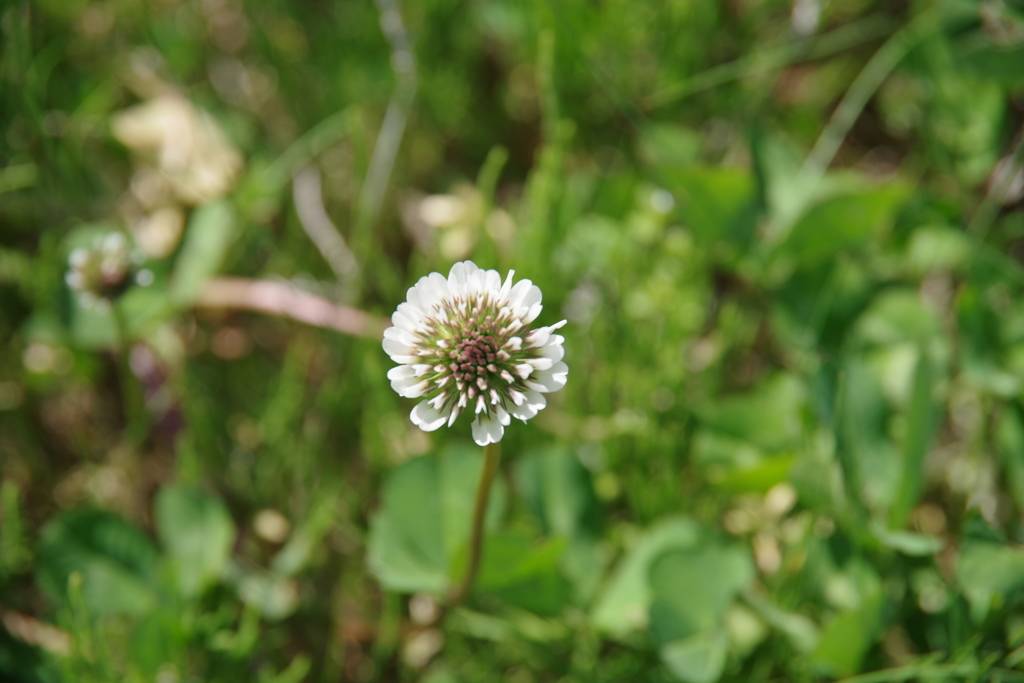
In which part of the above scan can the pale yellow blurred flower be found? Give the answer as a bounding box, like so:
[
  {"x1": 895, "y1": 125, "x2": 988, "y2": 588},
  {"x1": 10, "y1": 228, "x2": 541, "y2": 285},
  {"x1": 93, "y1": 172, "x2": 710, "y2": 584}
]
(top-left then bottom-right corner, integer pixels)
[{"x1": 111, "y1": 94, "x2": 243, "y2": 205}]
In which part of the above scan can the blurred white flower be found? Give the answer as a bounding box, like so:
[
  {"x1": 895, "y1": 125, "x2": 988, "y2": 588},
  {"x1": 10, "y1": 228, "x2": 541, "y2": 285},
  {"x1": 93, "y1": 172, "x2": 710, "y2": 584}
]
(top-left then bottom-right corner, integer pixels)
[
  {"x1": 65, "y1": 232, "x2": 150, "y2": 309},
  {"x1": 111, "y1": 94, "x2": 243, "y2": 205},
  {"x1": 383, "y1": 261, "x2": 568, "y2": 446}
]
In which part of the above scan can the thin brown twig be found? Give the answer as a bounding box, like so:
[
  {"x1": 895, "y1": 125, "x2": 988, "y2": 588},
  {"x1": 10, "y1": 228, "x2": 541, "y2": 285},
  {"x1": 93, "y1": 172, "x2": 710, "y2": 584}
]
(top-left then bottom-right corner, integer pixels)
[{"x1": 193, "y1": 277, "x2": 388, "y2": 339}]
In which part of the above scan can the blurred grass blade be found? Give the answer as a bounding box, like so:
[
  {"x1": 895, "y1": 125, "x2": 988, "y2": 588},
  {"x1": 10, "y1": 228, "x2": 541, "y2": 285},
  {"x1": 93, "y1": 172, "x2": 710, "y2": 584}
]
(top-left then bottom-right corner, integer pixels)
[{"x1": 890, "y1": 349, "x2": 938, "y2": 528}]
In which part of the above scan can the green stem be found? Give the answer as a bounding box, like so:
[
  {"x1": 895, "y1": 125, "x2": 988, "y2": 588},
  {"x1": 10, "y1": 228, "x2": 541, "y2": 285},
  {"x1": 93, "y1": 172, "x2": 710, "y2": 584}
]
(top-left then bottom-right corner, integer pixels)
[
  {"x1": 452, "y1": 441, "x2": 501, "y2": 605},
  {"x1": 781, "y1": 9, "x2": 936, "y2": 229},
  {"x1": 111, "y1": 301, "x2": 147, "y2": 445}
]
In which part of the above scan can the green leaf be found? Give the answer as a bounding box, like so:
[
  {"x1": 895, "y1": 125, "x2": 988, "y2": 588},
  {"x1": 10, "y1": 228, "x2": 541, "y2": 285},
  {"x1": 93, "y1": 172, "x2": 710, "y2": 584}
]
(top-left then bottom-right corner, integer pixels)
[
  {"x1": 811, "y1": 592, "x2": 885, "y2": 677},
  {"x1": 890, "y1": 350, "x2": 939, "y2": 527},
  {"x1": 516, "y1": 448, "x2": 601, "y2": 540},
  {"x1": 515, "y1": 448, "x2": 605, "y2": 601},
  {"x1": 168, "y1": 200, "x2": 236, "y2": 306},
  {"x1": 997, "y1": 407, "x2": 1024, "y2": 512},
  {"x1": 36, "y1": 509, "x2": 160, "y2": 616},
  {"x1": 811, "y1": 559, "x2": 884, "y2": 676},
  {"x1": 659, "y1": 629, "x2": 728, "y2": 683},
  {"x1": 154, "y1": 484, "x2": 236, "y2": 597},
  {"x1": 871, "y1": 525, "x2": 944, "y2": 556},
  {"x1": 639, "y1": 124, "x2": 703, "y2": 170},
  {"x1": 664, "y1": 167, "x2": 759, "y2": 258},
  {"x1": 781, "y1": 186, "x2": 906, "y2": 266},
  {"x1": 366, "y1": 447, "x2": 506, "y2": 595},
  {"x1": 695, "y1": 373, "x2": 806, "y2": 452},
  {"x1": 956, "y1": 536, "x2": 1024, "y2": 623},
  {"x1": 837, "y1": 358, "x2": 900, "y2": 512},
  {"x1": 591, "y1": 516, "x2": 701, "y2": 637},
  {"x1": 476, "y1": 532, "x2": 571, "y2": 616},
  {"x1": 648, "y1": 543, "x2": 755, "y2": 645},
  {"x1": 854, "y1": 289, "x2": 943, "y2": 347}
]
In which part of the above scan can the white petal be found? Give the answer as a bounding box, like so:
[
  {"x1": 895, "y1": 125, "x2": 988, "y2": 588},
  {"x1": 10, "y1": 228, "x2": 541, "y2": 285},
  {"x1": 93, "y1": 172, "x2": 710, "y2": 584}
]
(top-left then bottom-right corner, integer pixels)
[
  {"x1": 510, "y1": 390, "x2": 546, "y2": 421},
  {"x1": 391, "y1": 309, "x2": 419, "y2": 333},
  {"x1": 383, "y1": 336, "x2": 416, "y2": 359},
  {"x1": 467, "y1": 268, "x2": 485, "y2": 296},
  {"x1": 507, "y1": 280, "x2": 534, "y2": 310},
  {"x1": 448, "y1": 261, "x2": 479, "y2": 297},
  {"x1": 399, "y1": 379, "x2": 430, "y2": 398},
  {"x1": 525, "y1": 326, "x2": 552, "y2": 348},
  {"x1": 384, "y1": 325, "x2": 419, "y2": 347},
  {"x1": 483, "y1": 269, "x2": 502, "y2": 295},
  {"x1": 498, "y1": 270, "x2": 515, "y2": 302},
  {"x1": 413, "y1": 364, "x2": 433, "y2": 377},
  {"x1": 410, "y1": 400, "x2": 448, "y2": 431},
  {"x1": 413, "y1": 275, "x2": 442, "y2": 311},
  {"x1": 475, "y1": 394, "x2": 487, "y2": 414},
  {"x1": 511, "y1": 283, "x2": 542, "y2": 318},
  {"x1": 472, "y1": 413, "x2": 504, "y2": 446},
  {"x1": 447, "y1": 404, "x2": 461, "y2": 427},
  {"x1": 523, "y1": 303, "x2": 543, "y2": 324},
  {"x1": 528, "y1": 361, "x2": 568, "y2": 393},
  {"x1": 528, "y1": 321, "x2": 569, "y2": 350},
  {"x1": 496, "y1": 405, "x2": 511, "y2": 426},
  {"x1": 406, "y1": 284, "x2": 435, "y2": 317},
  {"x1": 515, "y1": 363, "x2": 532, "y2": 379},
  {"x1": 541, "y1": 336, "x2": 565, "y2": 361},
  {"x1": 387, "y1": 365, "x2": 416, "y2": 380},
  {"x1": 397, "y1": 301, "x2": 427, "y2": 324},
  {"x1": 527, "y1": 357, "x2": 554, "y2": 371}
]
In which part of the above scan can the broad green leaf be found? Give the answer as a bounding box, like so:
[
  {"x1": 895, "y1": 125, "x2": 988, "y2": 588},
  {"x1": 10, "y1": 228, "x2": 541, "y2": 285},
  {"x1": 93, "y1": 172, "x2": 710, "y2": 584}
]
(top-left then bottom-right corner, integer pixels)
[
  {"x1": 591, "y1": 516, "x2": 701, "y2": 636},
  {"x1": 872, "y1": 525, "x2": 944, "y2": 556},
  {"x1": 366, "y1": 447, "x2": 506, "y2": 595},
  {"x1": 811, "y1": 592, "x2": 885, "y2": 677},
  {"x1": 516, "y1": 448, "x2": 605, "y2": 601},
  {"x1": 648, "y1": 543, "x2": 755, "y2": 645},
  {"x1": 781, "y1": 186, "x2": 906, "y2": 266},
  {"x1": 665, "y1": 167, "x2": 759, "y2": 257},
  {"x1": 956, "y1": 537, "x2": 1024, "y2": 623},
  {"x1": 659, "y1": 629, "x2": 728, "y2": 683},
  {"x1": 154, "y1": 484, "x2": 236, "y2": 597},
  {"x1": 639, "y1": 124, "x2": 702, "y2": 170},
  {"x1": 854, "y1": 289, "x2": 943, "y2": 347},
  {"x1": 744, "y1": 593, "x2": 819, "y2": 653},
  {"x1": 168, "y1": 200, "x2": 236, "y2": 306},
  {"x1": 905, "y1": 225, "x2": 972, "y2": 274},
  {"x1": 36, "y1": 509, "x2": 160, "y2": 616},
  {"x1": 837, "y1": 358, "x2": 900, "y2": 513},
  {"x1": 476, "y1": 532, "x2": 571, "y2": 616},
  {"x1": 516, "y1": 448, "x2": 601, "y2": 540},
  {"x1": 695, "y1": 373, "x2": 806, "y2": 452}
]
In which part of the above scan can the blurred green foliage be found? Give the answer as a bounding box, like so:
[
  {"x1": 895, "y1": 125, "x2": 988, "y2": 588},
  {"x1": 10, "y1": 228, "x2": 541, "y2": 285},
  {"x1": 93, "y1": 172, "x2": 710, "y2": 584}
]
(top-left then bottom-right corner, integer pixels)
[{"x1": 3, "y1": 0, "x2": 1024, "y2": 681}]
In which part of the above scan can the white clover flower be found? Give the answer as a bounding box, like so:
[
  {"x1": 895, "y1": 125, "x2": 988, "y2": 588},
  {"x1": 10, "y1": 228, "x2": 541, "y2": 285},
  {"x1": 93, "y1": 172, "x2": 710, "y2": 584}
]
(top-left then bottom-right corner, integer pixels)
[
  {"x1": 65, "y1": 232, "x2": 150, "y2": 310},
  {"x1": 383, "y1": 261, "x2": 568, "y2": 446}
]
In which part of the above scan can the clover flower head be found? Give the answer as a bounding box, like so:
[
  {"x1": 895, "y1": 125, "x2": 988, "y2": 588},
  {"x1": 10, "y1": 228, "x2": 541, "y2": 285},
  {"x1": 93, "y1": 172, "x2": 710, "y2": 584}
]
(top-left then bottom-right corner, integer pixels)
[
  {"x1": 65, "y1": 232, "x2": 151, "y2": 310},
  {"x1": 383, "y1": 261, "x2": 568, "y2": 446}
]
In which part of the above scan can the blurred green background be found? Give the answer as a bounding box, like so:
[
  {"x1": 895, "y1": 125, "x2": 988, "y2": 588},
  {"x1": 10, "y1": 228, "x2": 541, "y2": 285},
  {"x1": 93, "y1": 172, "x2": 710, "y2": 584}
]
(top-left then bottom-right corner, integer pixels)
[{"x1": 3, "y1": 0, "x2": 1024, "y2": 681}]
